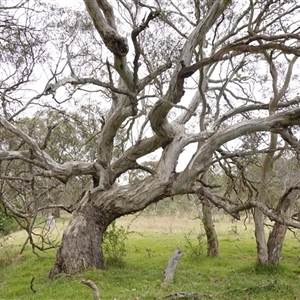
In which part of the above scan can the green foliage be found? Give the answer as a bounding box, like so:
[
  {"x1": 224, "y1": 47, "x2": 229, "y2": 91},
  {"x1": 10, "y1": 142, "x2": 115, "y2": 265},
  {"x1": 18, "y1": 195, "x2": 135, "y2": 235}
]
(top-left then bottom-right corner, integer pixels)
[
  {"x1": 103, "y1": 220, "x2": 136, "y2": 265},
  {"x1": 0, "y1": 205, "x2": 19, "y2": 236},
  {"x1": 183, "y1": 229, "x2": 205, "y2": 258}
]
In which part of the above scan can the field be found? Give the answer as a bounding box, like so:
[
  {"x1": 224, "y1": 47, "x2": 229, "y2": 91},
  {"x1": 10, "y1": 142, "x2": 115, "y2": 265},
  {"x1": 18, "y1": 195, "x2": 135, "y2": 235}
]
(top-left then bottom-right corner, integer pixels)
[{"x1": 1, "y1": 214, "x2": 300, "y2": 299}]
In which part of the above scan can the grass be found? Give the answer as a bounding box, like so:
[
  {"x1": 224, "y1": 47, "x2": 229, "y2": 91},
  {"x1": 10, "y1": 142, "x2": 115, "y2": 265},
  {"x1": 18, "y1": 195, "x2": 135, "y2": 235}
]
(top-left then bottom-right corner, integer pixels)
[{"x1": 0, "y1": 215, "x2": 300, "y2": 299}]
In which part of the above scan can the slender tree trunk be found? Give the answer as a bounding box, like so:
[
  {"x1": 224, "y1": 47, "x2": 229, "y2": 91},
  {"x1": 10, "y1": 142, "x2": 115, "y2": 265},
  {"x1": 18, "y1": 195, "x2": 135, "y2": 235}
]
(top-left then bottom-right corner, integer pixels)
[
  {"x1": 254, "y1": 133, "x2": 277, "y2": 265},
  {"x1": 202, "y1": 198, "x2": 219, "y2": 257},
  {"x1": 254, "y1": 207, "x2": 268, "y2": 265}
]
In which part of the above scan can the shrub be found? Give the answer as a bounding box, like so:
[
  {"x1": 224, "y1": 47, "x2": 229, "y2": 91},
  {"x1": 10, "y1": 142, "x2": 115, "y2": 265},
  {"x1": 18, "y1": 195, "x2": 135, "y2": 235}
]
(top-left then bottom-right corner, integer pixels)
[
  {"x1": 103, "y1": 218, "x2": 138, "y2": 265},
  {"x1": 0, "y1": 205, "x2": 19, "y2": 236},
  {"x1": 183, "y1": 229, "x2": 205, "y2": 258}
]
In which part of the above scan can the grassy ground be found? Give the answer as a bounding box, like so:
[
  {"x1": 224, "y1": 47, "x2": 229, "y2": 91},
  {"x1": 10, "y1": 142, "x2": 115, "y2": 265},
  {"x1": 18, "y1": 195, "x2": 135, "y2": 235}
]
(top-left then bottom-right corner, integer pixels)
[{"x1": 0, "y1": 215, "x2": 300, "y2": 299}]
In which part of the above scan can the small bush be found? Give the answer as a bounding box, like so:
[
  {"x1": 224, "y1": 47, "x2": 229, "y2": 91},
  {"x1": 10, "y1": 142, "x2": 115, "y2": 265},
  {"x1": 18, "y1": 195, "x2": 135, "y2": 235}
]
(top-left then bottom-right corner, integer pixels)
[
  {"x1": 103, "y1": 219, "x2": 137, "y2": 265},
  {"x1": 183, "y1": 229, "x2": 205, "y2": 258},
  {"x1": 0, "y1": 206, "x2": 19, "y2": 236}
]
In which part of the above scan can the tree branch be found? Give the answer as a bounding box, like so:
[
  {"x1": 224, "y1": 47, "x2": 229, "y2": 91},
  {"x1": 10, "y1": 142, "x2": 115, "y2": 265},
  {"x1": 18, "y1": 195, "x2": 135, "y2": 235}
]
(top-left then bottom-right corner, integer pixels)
[
  {"x1": 46, "y1": 76, "x2": 136, "y2": 98},
  {"x1": 213, "y1": 96, "x2": 300, "y2": 129},
  {"x1": 180, "y1": 41, "x2": 300, "y2": 79},
  {"x1": 132, "y1": 10, "x2": 160, "y2": 89},
  {"x1": 175, "y1": 107, "x2": 300, "y2": 189},
  {"x1": 148, "y1": 0, "x2": 231, "y2": 139},
  {"x1": 197, "y1": 187, "x2": 300, "y2": 229},
  {"x1": 138, "y1": 60, "x2": 172, "y2": 92},
  {"x1": 83, "y1": 0, "x2": 128, "y2": 57}
]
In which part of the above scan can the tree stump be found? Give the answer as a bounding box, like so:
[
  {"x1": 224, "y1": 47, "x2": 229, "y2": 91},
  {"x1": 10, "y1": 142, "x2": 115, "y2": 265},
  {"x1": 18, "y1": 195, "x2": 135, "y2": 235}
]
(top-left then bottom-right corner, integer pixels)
[{"x1": 163, "y1": 248, "x2": 183, "y2": 284}]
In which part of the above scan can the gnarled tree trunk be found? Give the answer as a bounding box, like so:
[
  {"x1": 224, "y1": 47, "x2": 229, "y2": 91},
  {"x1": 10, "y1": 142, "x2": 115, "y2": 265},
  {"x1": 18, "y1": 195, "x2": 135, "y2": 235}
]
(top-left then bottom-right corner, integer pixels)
[
  {"x1": 49, "y1": 192, "x2": 113, "y2": 277},
  {"x1": 49, "y1": 177, "x2": 173, "y2": 278}
]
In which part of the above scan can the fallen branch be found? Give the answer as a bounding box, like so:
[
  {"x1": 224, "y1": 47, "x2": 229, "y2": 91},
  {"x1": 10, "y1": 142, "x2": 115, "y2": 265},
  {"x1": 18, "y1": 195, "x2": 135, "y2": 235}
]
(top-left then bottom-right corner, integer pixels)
[
  {"x1": 30, "y1": 276, "x2": 36, "y2": 293},
  {"x1": 81, "y1": 279, "x2": 100, "y2": 300},
  {"x1": 243, "y1": 281, "x2": 276, "y2": 293},
  {"x1": 162, "y1": 292, "x2": 212, "y2": 299},
  {"x1": 163, "y1": 248, "x2": 183, "y2": 284}
]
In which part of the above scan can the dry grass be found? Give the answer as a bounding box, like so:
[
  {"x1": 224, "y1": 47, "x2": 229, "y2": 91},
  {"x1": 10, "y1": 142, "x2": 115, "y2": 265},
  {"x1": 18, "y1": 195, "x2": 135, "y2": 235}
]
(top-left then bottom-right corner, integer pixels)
[
  {"x1": 117, "y1": 214, "x2": 256, "y2": 237},
  {"x1": 117, "y1": 215, "x2": 200, "y2": 234}
]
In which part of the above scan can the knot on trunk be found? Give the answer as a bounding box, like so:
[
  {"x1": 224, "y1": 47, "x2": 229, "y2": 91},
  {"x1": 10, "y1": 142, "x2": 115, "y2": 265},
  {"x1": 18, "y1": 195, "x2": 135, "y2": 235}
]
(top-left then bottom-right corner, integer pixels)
[{"x1": 103, "y1": 33, "x2": 129, "y2": 57}]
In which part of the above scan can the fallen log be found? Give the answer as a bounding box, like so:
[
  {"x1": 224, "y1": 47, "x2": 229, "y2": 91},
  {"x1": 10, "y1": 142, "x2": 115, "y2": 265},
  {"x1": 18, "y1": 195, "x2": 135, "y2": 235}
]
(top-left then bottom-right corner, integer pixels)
[{"x1": 162, "y1": 291, "x2": 212, "y2": 299}]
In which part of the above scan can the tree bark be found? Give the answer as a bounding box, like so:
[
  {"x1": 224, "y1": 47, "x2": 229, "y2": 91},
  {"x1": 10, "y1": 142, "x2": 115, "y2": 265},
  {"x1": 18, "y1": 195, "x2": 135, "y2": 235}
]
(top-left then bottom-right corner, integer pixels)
[
  {"x1": 163, "y1": 248, "x2": 183, "y2": 284},
  {"x1": 267, "y1": 188, "x2": 296, "y2": 265},
  {"x1": 201, "y1": 198, "x2": 219, "y2": 257},
  {"x1": 254, "y1": 208, "x2": 268, "y2": 265},
  {"x1": 267, "y1": 222, "x2": 288, "y2": 265},
  {"x1": 49, "y1": 193, "x2": 110, "y2": 277},
  {"x1": 254, "y1": 134, "x2": 277, "y2": 265}
]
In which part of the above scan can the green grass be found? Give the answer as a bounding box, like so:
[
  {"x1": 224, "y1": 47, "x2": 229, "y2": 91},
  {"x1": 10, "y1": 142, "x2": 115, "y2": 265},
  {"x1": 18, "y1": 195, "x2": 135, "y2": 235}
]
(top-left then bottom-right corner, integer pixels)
[{"x1": 1, "y1": 217, "x2": 300, "y2": 299}]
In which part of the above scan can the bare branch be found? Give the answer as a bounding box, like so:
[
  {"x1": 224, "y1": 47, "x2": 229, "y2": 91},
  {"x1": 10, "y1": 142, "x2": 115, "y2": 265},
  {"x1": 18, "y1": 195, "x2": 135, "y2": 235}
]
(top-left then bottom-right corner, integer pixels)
[
  {"x1": 40, "y1": 123, "x2": 59, "y2": 150},
  {"x1": 132, "y1": 10, "x2": 160, "y2": 88},
  {"x1": 197, "y1": 187, "x2": 300, "y2": 229},
  {"x1": 180, "y1": 41, "x2": 300, "y2": 79},
  {"x1": 270, "y1": 122, "x2": 300, "y2": 148},
  {"x1": 46, "y1": 76, "x2": 136, "y2": 98},
  {"x1": 213, "y1": 96, "x2": 300, "y2": 129},
  {"x1": 138, "y1": 60, "x2": 172, "y2": 92}
]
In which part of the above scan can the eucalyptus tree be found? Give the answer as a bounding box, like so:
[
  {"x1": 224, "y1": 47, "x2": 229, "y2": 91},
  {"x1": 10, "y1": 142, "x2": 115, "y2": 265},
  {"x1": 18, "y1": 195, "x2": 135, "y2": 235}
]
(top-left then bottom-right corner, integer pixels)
[{"x1": 1, "y1": 0, "x2": 300, "y2": 277}]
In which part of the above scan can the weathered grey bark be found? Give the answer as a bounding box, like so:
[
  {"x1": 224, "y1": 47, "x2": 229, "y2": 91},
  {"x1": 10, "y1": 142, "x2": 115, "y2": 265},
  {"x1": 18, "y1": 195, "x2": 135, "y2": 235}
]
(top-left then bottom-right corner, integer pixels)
[
  {"x1": 49, "y1": 195, "x2": 108, "y2": 277},
  {"x1": 267, "y1": 221, "x2": 289, "y2": 266},
  {"x1": 254, "y1": 208, "x2": 268, "y2": 265},
  {"x1": 163, "y1": 248, "x2": 183, "y2": 284},
  {"x1": 253, "y1": 48, "x2": 298, "y2": 265},
  {"x1": 254, "y1": 91, "x2": 278, "y2": 266}
]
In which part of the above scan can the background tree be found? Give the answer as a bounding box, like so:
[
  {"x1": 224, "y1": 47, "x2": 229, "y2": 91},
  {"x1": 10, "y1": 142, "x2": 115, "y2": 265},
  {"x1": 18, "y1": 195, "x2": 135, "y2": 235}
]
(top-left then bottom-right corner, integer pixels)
[{"x1": 1, "y1": 0, "x2": 300, "y2": 278}]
